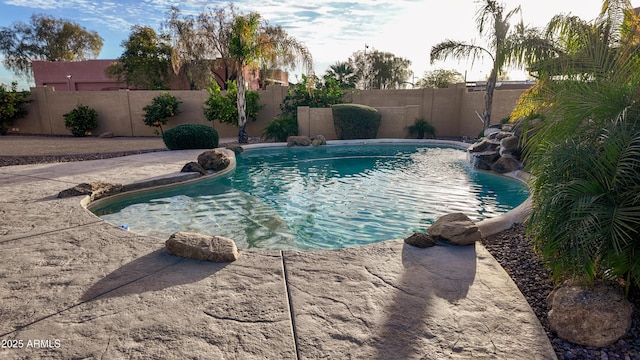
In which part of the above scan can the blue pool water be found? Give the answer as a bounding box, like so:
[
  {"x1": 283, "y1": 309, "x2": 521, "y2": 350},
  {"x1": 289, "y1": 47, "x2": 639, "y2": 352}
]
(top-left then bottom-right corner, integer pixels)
[{"x1": 92, "y1": 144, "x2": 529, "y2": 250}]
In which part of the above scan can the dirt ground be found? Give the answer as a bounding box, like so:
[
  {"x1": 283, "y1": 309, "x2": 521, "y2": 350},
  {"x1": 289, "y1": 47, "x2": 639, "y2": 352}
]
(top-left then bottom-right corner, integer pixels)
[{"x1": 0, "y1": 135, "x2": 167, "y2": 156}]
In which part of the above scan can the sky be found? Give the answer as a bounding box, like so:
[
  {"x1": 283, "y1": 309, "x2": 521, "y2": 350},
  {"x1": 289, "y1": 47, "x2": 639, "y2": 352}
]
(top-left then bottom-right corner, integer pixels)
[{"x1": 1, "y1": 0, "x2": 639, "y2": 90}]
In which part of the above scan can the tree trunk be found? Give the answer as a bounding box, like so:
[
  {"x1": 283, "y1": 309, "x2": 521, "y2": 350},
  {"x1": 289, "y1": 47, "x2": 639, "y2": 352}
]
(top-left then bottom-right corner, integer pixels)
[
  {"x1": 236, "y1": 68, "x2": 248, "y2": 144},
  {"x1": 483, "y1": 68, "x2": 498, "y2": 130}
]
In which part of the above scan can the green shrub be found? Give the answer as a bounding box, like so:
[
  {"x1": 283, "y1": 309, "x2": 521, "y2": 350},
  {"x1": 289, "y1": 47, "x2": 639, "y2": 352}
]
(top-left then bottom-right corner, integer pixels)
[
  {"x1": 331, "y1": 104, "x2": 381, "y2": 140},
  {"x1": 203, "y1": 80, "x2": 263, "y2": 126},
  {"x1": 263, "y1": 113, "x2": 298, "y2": 142},
  {"x1": 407, "y1": 118, "x2": 436, "y2": 139},
  {"x1": 162, "y1": 124, "x2": 219, "y2": 150},
  {"x1": 527, "y1": 121, "x2": 640, "y2": 293},
  {"x1": 0, "y1": 82, "x2": 30, "y2": 135},
  {"x1": 63, "y1": 104, "x2": 98, "y2": 137},
  {"x1": 143, "y1": 92, "x2": 181, "y2": 135}
]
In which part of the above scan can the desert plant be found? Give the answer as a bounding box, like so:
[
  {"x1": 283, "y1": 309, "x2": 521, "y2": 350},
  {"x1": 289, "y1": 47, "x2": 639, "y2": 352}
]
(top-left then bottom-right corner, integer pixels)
[
  {"x1": 63, "y1": 104, "x2": 98, "y2": 137},
  {"x1": 162, "y1": 123, "x2": 219, "y2": 150},
  {"x1": 528, "y1": 121, "x2": 640, "y2": 293},
  {"x1": 262, "y1": 112, "x2": 297, "y2": 142},
  {"x1": 143, "y1": 91, "x2": 181, "y2": 135},
  {"x1": 407, "y1": 118, "x2": 436, "y2": 139},
  {"x1": 331, "y1": 104, "x2": 381, "y2": 140},
  {"x1": 0, "y1": 82, "x2": 30, "y2": 135}
]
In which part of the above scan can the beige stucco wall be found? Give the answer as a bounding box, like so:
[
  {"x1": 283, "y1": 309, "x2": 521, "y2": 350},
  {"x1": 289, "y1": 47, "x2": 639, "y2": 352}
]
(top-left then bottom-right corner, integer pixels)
[{"x1": 12, "y1": 84, "x2": 527, "y2": 139}]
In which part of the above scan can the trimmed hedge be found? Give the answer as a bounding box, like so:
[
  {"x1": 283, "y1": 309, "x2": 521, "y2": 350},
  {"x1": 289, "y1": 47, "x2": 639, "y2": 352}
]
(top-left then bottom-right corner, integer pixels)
[
  {"x1": 331, "y1": 104, "x2": 381, "y2": 140},
  {"x1": 162, "y1": 124, "x2": 219, "y2": 150}
]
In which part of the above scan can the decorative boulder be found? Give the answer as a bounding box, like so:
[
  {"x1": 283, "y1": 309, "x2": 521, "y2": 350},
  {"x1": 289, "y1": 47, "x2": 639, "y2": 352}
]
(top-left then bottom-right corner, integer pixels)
[
  {"x1": 547, "y1": 282, "x2": 633, "y2": 347},
  {"x1": 181, "y1": 161, "x2": 207, "y2": 175},
  {"x1": 471, "y1": 150, "x2": 500, "y2": 170},
  {"x1": 287, "y1": 136, "x2": 312, "y2": 147},
  {"x1": 490, "y1": 157, "x2": 523, "y2": 173},
  {"x1": 404, "y1": 233, "x2": 437, "y2": 248},
  {"x1": 500, "y1": 135, "x2": 519, "y2": 151},
  {"x1": 197, "y1": 150, "x2": 230, "y2": 171},
  {"x1": 468, "y1": 139, "x2": 499, "y2": 153},
  {"x1": 166, "y1": 232, "x2": 239, "y2": 262},
  {"x1": 427, "y1": 213, "x2": 481, "y2": 245},
  {"x1": 312, "y1": 135, "x2": 327, "y2": 146},
  {"x1": 57, "y1": 182, "x2": 123, "y2": 201}
]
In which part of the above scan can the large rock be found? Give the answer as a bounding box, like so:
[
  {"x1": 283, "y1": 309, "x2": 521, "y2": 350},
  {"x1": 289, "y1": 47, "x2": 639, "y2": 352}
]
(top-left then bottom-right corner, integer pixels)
[
  {"x1": 547, "y1": 282, "x2": 633, "y2": 347},
  {"x1": 181, "y1": 161, "x2": 207, "y2": 175},
  {"x1": 287, "y1": 136, "x2": 312, "y2": 147},
  {"x1": 500, "y1": 135, "x2": 519, "y2": 150},
  {"x1": 427, "y1": 213, "x2": 481, "y2": 245},
  {"x1": 490, "y1": 157, "x2": 523, "y2": 173},
  {"x1": 197, "y1": 150, "x2": 230, "y2": 171},
  {"x1": 468, "y1": 139, "x2": 500, "y2": 153},
  {"x1": 312, "y1": 135, "x2": 327, "y2": 146},
  {"x1": 57, "y1": 182, "x2": 123, "y2": 201},
  {"x1": 470, "y1": 150, "x2": 500, "y2": 170},
  {"x1": 404, "y1": 233, "x2": 437, "y2": 248},
  {"x1": 166, "y1": 232, "x2": 239, "y2": 262}
]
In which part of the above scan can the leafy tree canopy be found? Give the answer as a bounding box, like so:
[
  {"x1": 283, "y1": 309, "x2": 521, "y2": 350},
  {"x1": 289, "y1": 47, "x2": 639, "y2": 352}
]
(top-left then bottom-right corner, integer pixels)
[
  {"x1": 105, "y1": 26, "x2": 173, "y2": 90},
  {"x1": 415, "y1": 69, "x2": 464, "y2": 88},
  {"x1": 348, "y1": 48, "x2": 412, "y2": 89},
  {"x1": 0, "y1": 14, "x2": 103, "y2": 78},
  {"x1": 163, "y1": 5, "x2": 239, "y2": 90}
]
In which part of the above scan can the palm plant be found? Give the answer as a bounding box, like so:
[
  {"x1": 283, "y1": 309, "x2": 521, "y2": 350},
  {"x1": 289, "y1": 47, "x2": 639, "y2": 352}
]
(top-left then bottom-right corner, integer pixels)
[
  {"x1": 430, "y1": 0, "x2": 552, "y2": 130},
  {"x1": 407, "y1": 118, "x2": 436, "y2": 139},
  {"x1": 229, "y1": 12, "x2": 313, "y2": 143},
  {"x1": 324, "y1": 61, "x2": 357, "y2": 89},
  {"x1": 528, "y1": 120, "x2": 640, "y2": 292},
  {"x1": 520, "y1": 0, "x2": 640, "y2": 292}
]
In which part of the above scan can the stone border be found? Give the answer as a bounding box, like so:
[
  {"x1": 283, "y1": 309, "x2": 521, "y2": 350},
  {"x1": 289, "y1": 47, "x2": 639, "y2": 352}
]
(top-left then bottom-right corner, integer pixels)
[
  {"x1": 84, "y1": 148, "x2": 237, "y2": 210},
  {"x1": 85, "y1": 139, "x2": 531, "y2": 246}
]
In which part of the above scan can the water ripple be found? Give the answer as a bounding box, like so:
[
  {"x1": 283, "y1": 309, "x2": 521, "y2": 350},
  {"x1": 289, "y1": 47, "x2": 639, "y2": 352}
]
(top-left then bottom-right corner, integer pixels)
[{"x1": 95, "y1": 145, "x2": 528, "y2": 250}]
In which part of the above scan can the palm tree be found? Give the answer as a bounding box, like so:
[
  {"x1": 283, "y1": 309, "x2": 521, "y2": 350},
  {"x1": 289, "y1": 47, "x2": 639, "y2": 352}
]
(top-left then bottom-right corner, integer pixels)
[
  {"x1": 324, "y1": 61, "x2": 357, "y2": 88},
  {"x1": 229, "y1": 12, "x2": 313, "y2": 143},
  {"x1": 430, "y1": 0, "x2": 551, "y2": 130}
]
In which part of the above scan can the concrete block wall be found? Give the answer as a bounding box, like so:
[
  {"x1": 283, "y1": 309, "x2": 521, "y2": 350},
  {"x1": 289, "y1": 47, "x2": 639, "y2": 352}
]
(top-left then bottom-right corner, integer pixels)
[{"x1": 12, "y1": 84, "x2": 528, "y2": 139}]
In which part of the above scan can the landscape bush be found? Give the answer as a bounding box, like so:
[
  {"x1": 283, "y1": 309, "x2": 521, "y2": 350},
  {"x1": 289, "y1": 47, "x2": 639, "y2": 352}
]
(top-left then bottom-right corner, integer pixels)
[
  {"x1": 162, "y1": 123, "x2": 219, "y2": 150},
  {"x1": 63, "y1": 104, "x2": 98, "y2": 137},
  {"x1": 331, "y1": 104, "x2": 381, "y2": 139},
  {"x1": 0, "y1": 82, "x2": 30, "y2": 135},
  {"x1": 143, "y1": 92, "x2": 181, "y2": 135},
  {"x1": 262, "y1": 113, "x2": 298, "y2": 142},
  {"x1": 407, "y1": 118, "x2": 436, "y2": 139}
]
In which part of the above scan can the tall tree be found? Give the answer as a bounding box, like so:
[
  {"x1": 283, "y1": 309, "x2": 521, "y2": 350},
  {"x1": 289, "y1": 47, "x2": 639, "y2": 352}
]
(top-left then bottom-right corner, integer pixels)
[
  {"x1": 229, "y1": 12, "x2": 313, "y2": 143},
  {"x1": 164, "y1": 5, "x2": 238, "y2": 90},
  {"x1": 349, "y1": 48, "x2": 411, "y2": 89},
  {"x1": 430, "y1": 0, "x2": 549, "y2": 130},
  {"x1": 0, "y1": 14, "x2": 103, "y2": 78},
  {"x1": 105, "y1": 26, "x2": 173, "y2": 90},
  {"x1": 324, "y1": 61, "x2": 357, "y2": 88},
  {"x1": 415, "y1": 69, "x2": 464, "y2": 88}
]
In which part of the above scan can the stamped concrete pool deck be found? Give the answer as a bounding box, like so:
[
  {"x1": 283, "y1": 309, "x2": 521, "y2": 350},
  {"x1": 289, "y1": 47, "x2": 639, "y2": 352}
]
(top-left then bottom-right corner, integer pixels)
[{"x1": 0, "y1": 137, "x2": 556, "y2": 359}]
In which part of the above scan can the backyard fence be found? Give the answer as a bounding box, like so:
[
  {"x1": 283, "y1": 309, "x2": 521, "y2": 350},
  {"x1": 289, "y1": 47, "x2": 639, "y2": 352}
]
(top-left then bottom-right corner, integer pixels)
[{"x1": 10, "y1": 83, "x2": 529, "y2": 140}]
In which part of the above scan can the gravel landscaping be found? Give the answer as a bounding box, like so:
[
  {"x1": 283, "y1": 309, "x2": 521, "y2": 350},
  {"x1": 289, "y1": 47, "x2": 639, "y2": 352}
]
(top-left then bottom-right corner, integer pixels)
[{"x1": 483, "y1": 224, "x2": 640, "y2": 360}]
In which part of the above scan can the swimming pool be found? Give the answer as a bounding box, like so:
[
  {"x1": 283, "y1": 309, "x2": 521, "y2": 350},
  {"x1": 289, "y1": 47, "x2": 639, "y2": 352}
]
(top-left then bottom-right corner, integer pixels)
[{"x1": 91, "y1": 143, "x2": 529, "y2": 250}]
